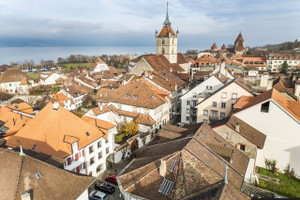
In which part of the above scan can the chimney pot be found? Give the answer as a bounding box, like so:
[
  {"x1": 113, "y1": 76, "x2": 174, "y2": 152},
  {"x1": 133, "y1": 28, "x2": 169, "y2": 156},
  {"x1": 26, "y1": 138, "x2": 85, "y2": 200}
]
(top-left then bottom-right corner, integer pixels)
[{"x1": 235, "y1": 122, "x2": 240, "y2": 132}]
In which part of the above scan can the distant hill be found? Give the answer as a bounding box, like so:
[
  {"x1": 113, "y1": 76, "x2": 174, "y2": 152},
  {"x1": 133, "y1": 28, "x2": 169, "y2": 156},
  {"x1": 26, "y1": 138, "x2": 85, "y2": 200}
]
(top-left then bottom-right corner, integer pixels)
[{"x1": 252, "y1": 40, "x2": 300, "y2": 51}]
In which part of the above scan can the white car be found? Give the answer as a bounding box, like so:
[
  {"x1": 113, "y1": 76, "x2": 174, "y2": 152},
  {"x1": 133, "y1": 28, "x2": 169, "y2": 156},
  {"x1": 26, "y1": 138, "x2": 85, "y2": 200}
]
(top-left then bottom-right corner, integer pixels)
[{"x1": 89, "y1": 190, "x2": 109, "y2": 200}]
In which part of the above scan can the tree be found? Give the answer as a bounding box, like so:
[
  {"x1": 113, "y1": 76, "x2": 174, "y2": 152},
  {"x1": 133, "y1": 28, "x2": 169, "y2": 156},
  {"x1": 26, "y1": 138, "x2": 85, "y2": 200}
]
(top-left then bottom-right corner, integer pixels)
[
  {"x1": 82, "y1": 94, "x2": 96, "y2": 108},
  {"x1": 123, "y1": 120, "x2": 139, "y2": 136},
  {"x1": 246, "y1": 50, "x2": 252, "y2": 55},
  {"x1": 280, "y1": 61, "x2": 289, "y2": 75}
]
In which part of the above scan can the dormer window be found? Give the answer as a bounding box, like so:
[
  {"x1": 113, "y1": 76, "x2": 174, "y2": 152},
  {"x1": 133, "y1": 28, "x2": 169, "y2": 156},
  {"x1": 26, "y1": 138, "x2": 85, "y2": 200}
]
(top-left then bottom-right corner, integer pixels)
[
  {"x1": 133, "y1": 95, "x2": 138, "y2": 99},
  {"x1": 126, "y1": 94, "x2": 130, "y2": 98}
]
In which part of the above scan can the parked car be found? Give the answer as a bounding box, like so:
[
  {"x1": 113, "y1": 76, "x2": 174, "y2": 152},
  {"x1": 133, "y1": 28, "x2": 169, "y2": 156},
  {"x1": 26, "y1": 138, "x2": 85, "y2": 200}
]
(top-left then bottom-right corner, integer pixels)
[
  {"x1": 89, "y1": 190, "x2": 109, "y2": 200},
  {"x1": 95, "y1": 181, "x2": 115, "y2": 194},
  {"x1": 105, "y1": 174, "x2": 118, "y2": 185}
]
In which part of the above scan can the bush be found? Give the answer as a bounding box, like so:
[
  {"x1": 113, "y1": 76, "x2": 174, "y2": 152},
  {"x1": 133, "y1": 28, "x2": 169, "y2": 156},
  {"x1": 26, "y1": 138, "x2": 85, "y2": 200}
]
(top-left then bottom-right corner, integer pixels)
[
  {"x1": 284, "y1": 163, "x2": 295, "y2": 178},
  {"x1": 0, "y1": 91, "x2": 13, "y2": 100},
  {"x1": 265, "y1": 158, "x2": 277, "y2": 172}
]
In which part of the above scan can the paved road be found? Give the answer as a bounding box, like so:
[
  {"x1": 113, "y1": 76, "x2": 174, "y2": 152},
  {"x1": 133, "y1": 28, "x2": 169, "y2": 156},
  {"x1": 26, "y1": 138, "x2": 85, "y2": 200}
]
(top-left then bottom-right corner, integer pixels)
[{"x1": 94, "y1": 158, "x2": 132, "y2": 200}]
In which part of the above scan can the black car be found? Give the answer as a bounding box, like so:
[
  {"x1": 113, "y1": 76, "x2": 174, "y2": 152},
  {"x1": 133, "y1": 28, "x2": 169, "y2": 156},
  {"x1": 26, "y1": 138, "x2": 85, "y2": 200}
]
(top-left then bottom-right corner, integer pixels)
[{"x1": 95, "y1": 181, "x2": 115, "y2": 194}]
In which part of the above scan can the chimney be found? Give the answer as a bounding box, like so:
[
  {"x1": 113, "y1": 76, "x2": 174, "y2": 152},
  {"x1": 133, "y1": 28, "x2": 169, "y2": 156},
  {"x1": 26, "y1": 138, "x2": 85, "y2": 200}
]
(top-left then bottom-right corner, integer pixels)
[
  {"x1": 224, "y1": 165, "x2": 228, "y2": 184},
  {"x1": 159, "y1": 159, "x2": 167, "y2": 177},
  {"x1": 67, "y1": 87, "x2": 69, "y2": 92},
  {"x1": 266, "y1": 79, "x2": 273, "y2": 90},
  {"x1": 235, "y1": 122, "x2": 240, "y2": 132},
  {"x1": 100, "y1": 103, "x2": 103, "y2": 112},
  {"x1": 20, "y1": 145, "x2": 25, "y2": 156},
  {"x1": 53, "y1": 101, "x2": 59, "y2": 110},
  {"x1": 175, "y1": 84, "x2": 178, "y2": 90},
  {"x1": 294, "y1": 81, "x2": 300, "y2": 100},
  {"x1": 21, "y1": 192, "x2": 31, "y2": 200}
]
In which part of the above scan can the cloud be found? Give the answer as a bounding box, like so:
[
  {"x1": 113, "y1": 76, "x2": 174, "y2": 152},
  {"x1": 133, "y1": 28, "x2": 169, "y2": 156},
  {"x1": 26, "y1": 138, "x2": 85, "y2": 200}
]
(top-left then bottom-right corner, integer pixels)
[{"x1": 0, "y1": 0, "x2": 300, "y2": 48}]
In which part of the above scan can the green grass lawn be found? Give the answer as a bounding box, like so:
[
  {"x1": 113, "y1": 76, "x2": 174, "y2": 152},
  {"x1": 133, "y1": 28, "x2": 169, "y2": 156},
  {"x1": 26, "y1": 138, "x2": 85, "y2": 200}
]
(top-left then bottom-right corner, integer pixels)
[
  {"x1": 61, "y1": 63, "x2": 94, "y2": 69},
  {"x1": 257, "y1": 167, "x2": 300, "y2": 198},
  {"x1": 28, "y1": 73, "x2": 40, "y2": 80}
]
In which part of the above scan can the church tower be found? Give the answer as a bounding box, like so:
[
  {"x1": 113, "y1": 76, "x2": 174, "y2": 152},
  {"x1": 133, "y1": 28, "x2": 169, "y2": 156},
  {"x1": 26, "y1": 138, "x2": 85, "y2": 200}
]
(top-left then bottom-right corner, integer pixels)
[{"x1": 155, "y1": 3, "x2": 178, "y2": 64}]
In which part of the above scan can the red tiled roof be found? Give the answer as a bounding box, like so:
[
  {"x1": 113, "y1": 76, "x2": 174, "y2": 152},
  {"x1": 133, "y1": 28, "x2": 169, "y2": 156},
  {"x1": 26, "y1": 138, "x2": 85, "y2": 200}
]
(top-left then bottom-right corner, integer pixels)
[
  {"x1": 5, "y1": 102, "x2": 104, "y2": 158},
  {"x1": 158, "y1": 26, "x2": 175, "y2": 37},
  {"x1": 0, "y1": 68, "x2": 33, "y2": 83},
  {"x1": 233, "y1": 88, "x2": 300, "y2": 121}
]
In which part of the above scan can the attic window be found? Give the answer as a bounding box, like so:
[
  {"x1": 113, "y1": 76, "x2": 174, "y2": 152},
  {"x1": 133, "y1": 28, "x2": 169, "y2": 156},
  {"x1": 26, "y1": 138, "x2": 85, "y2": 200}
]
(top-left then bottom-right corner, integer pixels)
[
  {"x1": 106, "y1": 92, "x2": 109, "y2": 95},
  {"x1": 32, "y1": 144, "x2": 37, "y2": 150},
  {"x1": 133, "y1": 95, "x2": 138, "y2": 99},
  {"x1": 151, "y1": 95, "x2": 155, "y2": 98},
  {"x1": 261, "y1": 101, "x2": 270, "y2": 113},
  {"x1": 15, "y1": 105, "x2": 19, "y2": 109},
  {"x1": 35, "y1": 172, "x2": 42, "y2": 179},
  {"x1": 86, "y1": 132, "x2": 90, "y2": 136},
  {"x1": 126, "y1": 94, "x2": 130, "y2": 98}
]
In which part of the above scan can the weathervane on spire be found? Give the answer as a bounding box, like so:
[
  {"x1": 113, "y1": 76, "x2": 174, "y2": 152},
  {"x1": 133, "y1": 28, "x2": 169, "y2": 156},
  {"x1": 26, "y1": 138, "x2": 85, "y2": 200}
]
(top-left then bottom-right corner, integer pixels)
[{"x1": 163, "y1": 1, "x2": 171, "y2": 26}]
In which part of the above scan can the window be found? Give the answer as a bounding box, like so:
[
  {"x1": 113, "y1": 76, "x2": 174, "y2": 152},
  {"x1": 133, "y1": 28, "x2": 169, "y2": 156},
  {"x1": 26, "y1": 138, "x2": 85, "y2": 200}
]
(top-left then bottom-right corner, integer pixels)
[
  {"x1": 186, "y1": 116, "x2": 190, "y2": 121},
  {"x1": 192, "y1": 100, "x2": 197, "y2": 107},
  {"x1": 105, "y1": 138, "x2": 109, "y2": 143},
  {"x1": 186, "y1": 109, "x2": 190, "y2": 114},
  {"x1": 97, "y1": 141, "x2": 101, "y2": 148},
  {"x1": 232, "y1": 93, "x2": 237, "y2": 100},
  {"x1": 187, "y1": 100, "x2": 190, "y2": 105},
  {"x1": 89, "y1": 146, "x2": 94, "y2": 154},
  {"x1": 221, "y1": 102, "x2": 226, "y2": 109},
  {"x1": 193, "y1": 93, "x2": 197, "y2": 98},
  {"x1": 240, "y1": 144, "x2": 246, "y2": 151},
  {"x1": 220, "y1": 112, "x2": 225, "y2": 118},
  {"x1": 203, "y1": 110, "x2": 208, "y2": 116},
  {"x1": 98, "y1": 152, "x2": 102, "y2": 159},
  {"x1": 106, "y1": 147, "x2": 109, "y2": 154},
  {"x1": 212, "y1": 102, "x2": 217, "y2": 107},
  {"x1": 90, "y1": 157, "x2": 94, "y2": 165},
  {"x1": 221, "y1": 92, "x2": 227, "y2": 99},
  {"x1": 162, "y1": 48, "x2": 165, "y2": 54},
  {"x1": 203, "y1": 119, "x2": 208, "y2": 123},
  {"x1": 261, "y1": 101, "x2": 270, "y2": 113},
  {"x1": 96, "y1": 164, "x2": 102, "y2": 173}
]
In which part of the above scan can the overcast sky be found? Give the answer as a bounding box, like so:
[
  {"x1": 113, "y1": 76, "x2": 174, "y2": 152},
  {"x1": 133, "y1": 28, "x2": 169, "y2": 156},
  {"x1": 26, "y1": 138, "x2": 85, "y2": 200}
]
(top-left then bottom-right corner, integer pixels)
[{"x1": 1, "y1": 0, "x2": 300, "y2": 49}]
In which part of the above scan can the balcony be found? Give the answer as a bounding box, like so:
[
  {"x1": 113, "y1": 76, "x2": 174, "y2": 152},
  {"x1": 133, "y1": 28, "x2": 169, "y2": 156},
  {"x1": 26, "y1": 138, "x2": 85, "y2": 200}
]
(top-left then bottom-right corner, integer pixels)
[{"x1": 209, "y1": 116, "x2": 219, "y2": 123}]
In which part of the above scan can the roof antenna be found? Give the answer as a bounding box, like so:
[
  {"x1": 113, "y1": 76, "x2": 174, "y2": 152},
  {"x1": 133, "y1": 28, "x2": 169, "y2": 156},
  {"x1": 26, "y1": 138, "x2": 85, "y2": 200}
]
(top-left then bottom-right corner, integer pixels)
[{"x1": 20, "y1": 144, "x2": 25, "y2": 156}]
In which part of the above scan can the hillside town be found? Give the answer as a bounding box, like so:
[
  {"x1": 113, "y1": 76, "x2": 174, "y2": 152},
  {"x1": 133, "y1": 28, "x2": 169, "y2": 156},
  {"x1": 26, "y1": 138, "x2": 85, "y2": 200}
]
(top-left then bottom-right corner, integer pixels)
[{"x1": 1, "y1": 5, "x2": 300, "y2": 200}]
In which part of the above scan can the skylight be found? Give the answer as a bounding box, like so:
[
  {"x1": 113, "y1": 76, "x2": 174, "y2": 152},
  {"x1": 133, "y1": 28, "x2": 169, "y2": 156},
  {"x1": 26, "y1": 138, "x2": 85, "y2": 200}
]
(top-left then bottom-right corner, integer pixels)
[
  {"x1": 158, "y1": 178, "x2": 174, "y2": 195},
  {"x1": 126, "y1": 94, "x2": 130, "y2": 98},
  {"x1": 32, "y1": 144, "x2": 37, "y2": 150},
  {"x1": 200, "y1": 130, "x2": 207, "y2": 135},
  {"x1": 86, "y1": 132, "x2": 90, "y2": 136},
  {"x1": 15, "y1": 105, "x2": 19, "y2": 109},
  {"x1": 35, "y1": 172, "x2": 42, "y2": 179},
  {"x1": 133, "y1": 95, "x2": 138, "y2": 99},
  {"x1": 169, "y1": 160, "x2": 177, "y2": 172}
]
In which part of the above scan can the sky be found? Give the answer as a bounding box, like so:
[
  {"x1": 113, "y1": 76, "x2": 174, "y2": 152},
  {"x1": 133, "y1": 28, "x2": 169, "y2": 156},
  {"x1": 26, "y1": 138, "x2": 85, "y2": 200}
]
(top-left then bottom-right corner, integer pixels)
[{"x1": 0, "y1": 0, "x2": 300, "y2": 49}]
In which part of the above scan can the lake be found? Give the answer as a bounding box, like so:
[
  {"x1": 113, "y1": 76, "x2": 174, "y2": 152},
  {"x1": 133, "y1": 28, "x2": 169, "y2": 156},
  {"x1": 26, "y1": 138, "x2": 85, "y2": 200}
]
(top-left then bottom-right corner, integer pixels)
[{"x1": 0, "y1": 45, "x2": 202, "y2": 65}]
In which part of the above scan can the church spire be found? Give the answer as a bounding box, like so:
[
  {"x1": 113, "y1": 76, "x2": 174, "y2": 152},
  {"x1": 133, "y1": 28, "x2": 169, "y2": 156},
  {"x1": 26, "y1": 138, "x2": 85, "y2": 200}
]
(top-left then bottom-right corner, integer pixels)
[{"x1": 163, "y1": 2, "x2": 171, "y2": 26}]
